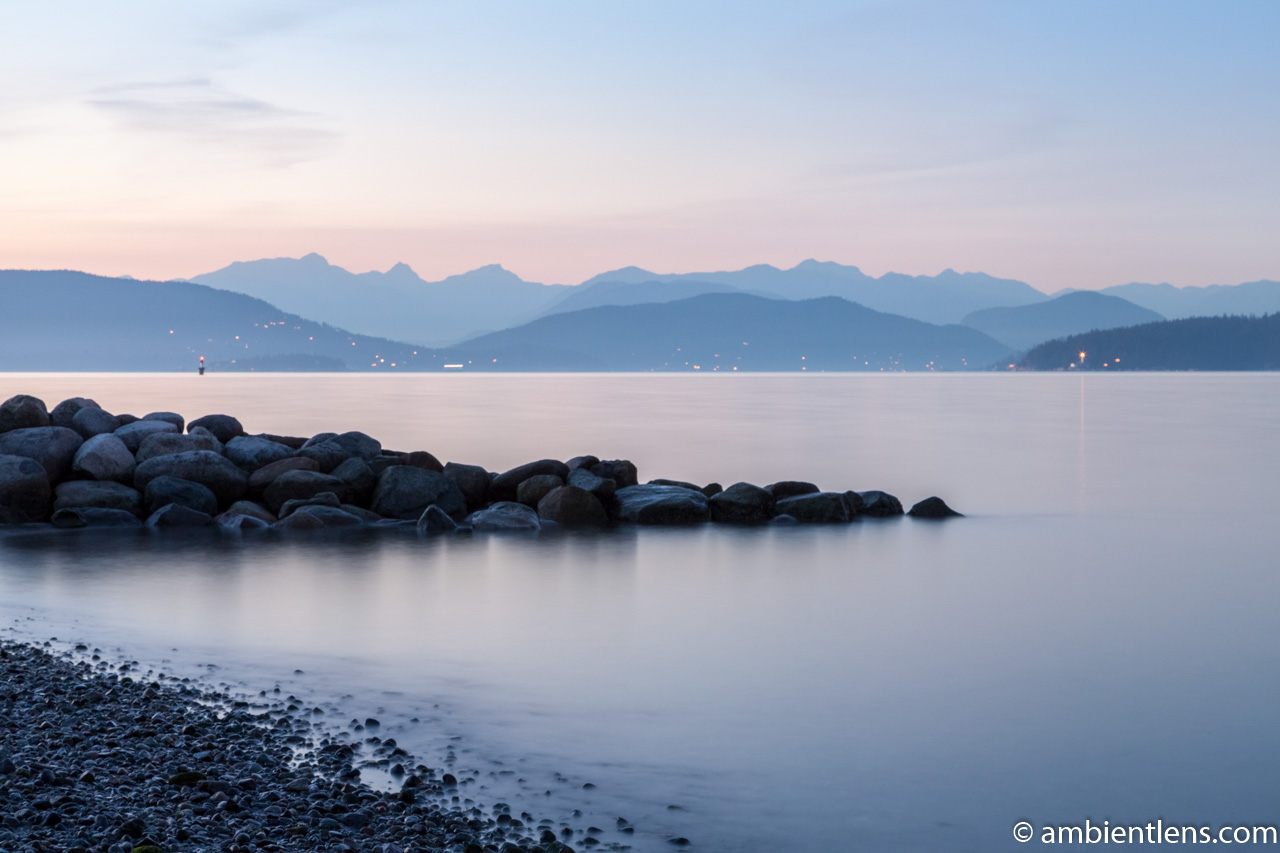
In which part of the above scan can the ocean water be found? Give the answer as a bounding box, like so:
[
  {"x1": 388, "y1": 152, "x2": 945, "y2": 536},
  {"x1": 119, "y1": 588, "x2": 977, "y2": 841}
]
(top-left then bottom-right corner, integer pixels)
[{"x1": 1, "y1": 373, "x2": 1278, "y2": 851}]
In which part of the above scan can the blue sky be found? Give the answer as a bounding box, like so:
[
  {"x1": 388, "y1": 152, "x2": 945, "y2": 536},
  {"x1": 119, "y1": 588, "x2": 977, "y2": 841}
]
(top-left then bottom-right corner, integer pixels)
[{"x1": 0, "y1": 0, "x2": 1275, "y2": 290}]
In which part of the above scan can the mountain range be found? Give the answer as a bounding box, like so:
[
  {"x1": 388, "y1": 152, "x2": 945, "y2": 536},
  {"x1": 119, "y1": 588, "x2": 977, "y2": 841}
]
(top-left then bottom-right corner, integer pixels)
[{"x1": 961, "y1": 291, "x2": 1165, "y2": 351}]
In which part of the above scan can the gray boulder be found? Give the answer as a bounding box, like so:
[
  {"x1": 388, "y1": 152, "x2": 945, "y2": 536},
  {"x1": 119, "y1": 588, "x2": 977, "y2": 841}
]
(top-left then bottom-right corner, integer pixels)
[
  {"x1": 146, "y1": 503, "x2": 214, "y2": 528},
  {"x1": 568, "y1": 467, "x2": 617, "y2": 501},
  {"x1": 702, "y1": 482, "x2": 724, "y2": 498},
  {"x1": 775, "y1": 492, "x2": 850, "y2": 523},
  {"x1": 262, "y1": 470, "x2": 349, "y2": 513},
  {"x1": 442, "y1": 462, "x2": 490, "y2": 509},
  {"x1": 187, "y1": 426, "x2": 225, "y2": 454},
  {"x1": 301, "y1": 432, "x2": 338, "y2": 448},
  {"x1": 217, "y1": 500, "x2": 277, "y2": 525},
  {"x1": 292, "y1": 505, "x2": 364, "y2": 527},
  {"x1": 330, "y1": 458, "x2": 377, "y2": 504},
  {"x1": 54, "y1": 480, "x2": 142, "y2": 516},
  {"x1": 708, "y1": 482, "x2": 775, "y2": 525},
  {"x1": 225, "y1": 435, "x2": 295, "y2": 472},
  {"x1": 517, "y1": 474, "x2": 564, "y2": 508},
  {"x1": 135, "y1": 432, "x2": 221, "y2": 463},
  {"x1": 71, "y1": 434, "x2": 136, "y2": 483},
  {"x1": 218, "y1": 513, "x2": 271, "y2": 532},
  {"x1": 417, "y1": 505, "x2": 457, "y2": 535},
  {"x1": 143, "y1": 476, "x2": 218, "y2": 517},
  {"x1": 142, "y1": 411, "x2": 185, "y2": 432},
  {"x1": 566, "y1": 455, "x2": 599, "y2": 471},
  {"x1": 339, "y1": 504, "x2": 383, "y2": 523},
  {"x1": 908, "y1": 496, "x2": 963, "y2": 519},
  {"x1": 49, "y1": 397, "x2": 100, "y2": 429},
  {"x1": 114, "y1": 413, "x2": 139, "y2": 426},
  {"x1": 279, "y1": 491, "x2": 342, "y2": 519},
  {"x1": 0, "y1": 454, "x2": 51, "y2": 523},
  {"x1": 114, "y1": 419, "x2": 178, "y2": 452},
  {"x1": 766, "y1": 481, "x2": 819, "y2": 499},
  {"x1": 70, "y1": 406, "x2": 120, "y2": 439},
  {"x1": 858, "y1": 490, "x2": 905, "y2": 517},
  {"x1": 614, "y1": 484, "x2": 709, "y2": 525},
  {"x1": 295, "y1": 442, "x2": 347, "y2": 473},
  {"x1": 490, "y1": 459, "x2": 571, "y2": 503},
  {"x1": 0, "y1": 426, "x2": 83, "y2": 482},
  {"x1": 297, "y1": 431, "x2": 381, "y2": 472},
  {"x1": 771, "y1": 513, "x2": 799, "y2": 525},
  {"x1": 590, "y1": 459, "x2": 638, "y2": 488},
  {"x1": 188, "y1": 414, "x2": 245, "y2": 443},
  {"x1": 51, "y1": 507, "x2": 142, "y2": 529},
  {"x1": 273, "y1": 511, "x2": 325, "y2": 531},
  {"x1": 403, "y1": 450, "x2": 443, "y2": 472},
  {"x1": 248, "y1": 456, "x2": 320, "y2": 491},
  {"x1": 466, "y1": 501, "x2": 541, "y2": 532},
  {"x1": 0, "y1": 395, "x2": 50, "y2": 433},
  {"x1": 649, "y1": 478, "x2": 703, "y2": 491},
  {"x1": 370, "y1": 466, "x2": 466, "y2": 520},
  {"x1": 842, "y1": 490, "x2": 866, "y2": 515},
  {"x1": 134, "y1": 450, "x2": 249, "y2": 506},
  {"x1": 536, "y1": 486, "x2": 608, "y2": 527}
]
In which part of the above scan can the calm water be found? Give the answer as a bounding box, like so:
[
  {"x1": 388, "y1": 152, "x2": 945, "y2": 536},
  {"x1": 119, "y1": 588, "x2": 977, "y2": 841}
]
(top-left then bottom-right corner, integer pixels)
[{"x1": 1, "y1": 373, "x2": 1278, "y2": 851}]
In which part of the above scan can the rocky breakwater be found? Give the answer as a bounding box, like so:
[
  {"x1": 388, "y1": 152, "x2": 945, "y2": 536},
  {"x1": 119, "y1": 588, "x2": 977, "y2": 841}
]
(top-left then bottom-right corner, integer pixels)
[{"x1": 0, "y1": 394, "x2": 962, "y2": 535}]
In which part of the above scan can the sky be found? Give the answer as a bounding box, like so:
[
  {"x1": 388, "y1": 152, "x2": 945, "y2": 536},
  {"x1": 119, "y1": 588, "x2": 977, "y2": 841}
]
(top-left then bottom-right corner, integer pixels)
[{"x1": 1, "y1": 0, "x2": 1276, "y2": 291}]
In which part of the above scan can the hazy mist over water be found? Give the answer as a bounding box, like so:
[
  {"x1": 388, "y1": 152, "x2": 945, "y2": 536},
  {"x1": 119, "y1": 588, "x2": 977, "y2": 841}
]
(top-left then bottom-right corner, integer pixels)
[{"x1": 1, "y1": 374, "x2": 1277, "y2": 851}]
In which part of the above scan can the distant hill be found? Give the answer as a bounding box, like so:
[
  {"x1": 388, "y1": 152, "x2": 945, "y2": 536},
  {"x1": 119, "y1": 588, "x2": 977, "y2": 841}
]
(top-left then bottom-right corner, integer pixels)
[
  {"x1": 541, "y1": 279, "x2": 749, "y2": 315},
  {"x1": 1020, "y1": 314, "x2": 1280, "y2": 371},
  {"x1": 0, "y1": 270, "x2": 428, "y2": 371},
  {"x1": 437, "y1": 293, "x2": 1015, "y2": 371},
  {"x1": 961, "y1": 291, "x2": 1164, "y2": 351},
  {"x1": 191, "y1": 253, "x2": 569, "y2": 346},
  {"x1": 1093, "y1": 280, "x2": 1280, "y2": 319}
]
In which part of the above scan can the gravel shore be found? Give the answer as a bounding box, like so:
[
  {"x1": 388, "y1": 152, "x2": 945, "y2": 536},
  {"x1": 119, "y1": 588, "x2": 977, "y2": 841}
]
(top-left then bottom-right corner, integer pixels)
[{"x1": 0, "y1": 640, "x2": 622, "y2": 853}]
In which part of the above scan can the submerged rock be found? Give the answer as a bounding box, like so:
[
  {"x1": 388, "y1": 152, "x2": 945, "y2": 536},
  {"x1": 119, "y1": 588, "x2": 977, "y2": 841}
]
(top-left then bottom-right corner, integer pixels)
[
  {"x1": 537, "y1": 486, "x2": 608, "y2": 527},
  {"x1": 466, "y1": 501, "x2": 541, "y2": 532},
  {"x1": 614, "y1": 484, "x2": 709, "y2": 525},
  {"x1": 51, "y1": 506, "x2": 143, "y2": 528},
  {"x1": 371, "y1": 466, "x2": 466, "y2": 520},
  {"x1": 708, "y1": 482, "x2": 775, "y2": 525},
  {"x1": 774, "y1": 492, "x2": 851, "y2": 523},
  {"x1": 908, "y1": 496, "x2": 963, "y2": 518},
  {"x1": 278, "y1": 491, "x2": 342, "y2": 519},
  {"x1": 0, "y1": 454, "x2": 51, "y2": 523},
  {"x1": 858, "y1": 490, "x2": 905, "y2": 517},
  {"x1": 417, "y1": 504, "x2": 458, "y2": 534},
  {"x1": 146, "y1": 503, "x2": 215, "y2": 527},
  {"x1": 217, "y1": 500, "x2": 276, "y2": 525},
  {"x1": 54, "y1": 480, "x2": 142, "y2": 517}
]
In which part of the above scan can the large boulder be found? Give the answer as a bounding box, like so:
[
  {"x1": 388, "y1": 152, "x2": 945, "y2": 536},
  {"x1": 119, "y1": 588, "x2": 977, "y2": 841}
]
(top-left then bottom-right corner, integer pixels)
[
  {"x1": 133, "y1": 450, "x2": 249, "y2": 507},
  {"x1": 278, "y1": 491, "x2": 341, "y2": 519},
  {"x1": 614, "y1": 484, "x2": 709, "y2": 525},
  {"x1": 708, "y1": 482, "x2": 775, "y2": 525},
  {"x1": 187, "y1": 414, "x2": 245, "y2": 444},
  {"x1": 224, "y1": 436, "x2": 295, "y2": 472},
  {"x1": 217, "y1": 500, "x2": 277, "y2": 525},
  {"x1": 858, "y1": 490, "x2": 905, "y2": 517},
  {"x1": 566, "y1": 455, "x2": 599, "y2": 471},
  {"x1": 297, "y1": 431, "x2": 381, "y2": 473},
  {"x1": 842, "y1": 490, "x2": 865, "y2": 515},
  {"x1": 301, "y1": 432, "x2": 338, "y2": 448},
  {"x1": 442, "y1": 462, "x2": 490, "y2": 509},
  {"x1": 330, "y1": 458, "x2": 377, "y2": 505},
  {"x1": 466, "y1": 501, "x2": 541, "y2": 532},
  {"x1": 568, "y1": 467, "x2": 617, "y2": 501},
  {"x1": 417, "y1": 505, "x2": 457, "y2": 535},
  {"x1": 53, "y1": 480, "x2": 142, "y2": 517},
  {"x1": 908, "y1": 496, "x2": 962, "y2": 519},
  {"x1": 71, "y1": 434, "x2": 136, "y2": 483},
  {"x1": 262, "y1": 470, "x2": 349, "y2": 513},
  {"x1": 187, "y1": 426, "x2": 225, "y2": 454},
  {"x1": 590, "y1": 459, "x2": 638, "y2": 488},
  {"x1": 370, "y1": 466, "x2": 466, "y2": 520},
  {"x1": 766, "y1": 481, "x2": 820, "y2": 499},
  {"x1": 536, "y1": 486, "x2": 608, "y2": 527},
  {"x1": 114, "y1": 419, "x2": 178, "y2": 452},
  {"x1": 0, "y1": 455, "x2": 51, "y2": 523},
  {"x1": 775, "y1": 492, "x2": 850, "y2": 523},
  {"x1": 143, "y1": 476, "x2": 218, "y2": 517},
  {"x1": 219, "y1": 513, "x2": 271, "y2": 532},
  {"x1": 248, "y1": 456, "x2": 320, "y2": 491},
  {"x1": 290, "y1": 505, "x2": 364, "y2": 528},
  {"x1": 0, "y1": 395, "x2": 50, "y2": 433},
  {"x1": 136, "y1": 432, "x2": 222, "y2": 464},
  {"x1": 142, "y1": 411, "x2": 185, "y2": 432},
  {"x1": 146, "y1": 503, "x2": 214, "y2": 528},
  {"x1": 51, "y1": 507, "x2": 142, "y2": 529},
  {"x1": 490, "y1": 459, "x2": 571, "y2": 503},
  {"x1": 402, "y1": 451, "x2": 444, "y2": 473},
  {"x1": 0, "y1": 426, "x2": 83, "y2": 482},
  {"x1": 517, "y1": 474, "x2": 564, "y2": 508},
  {"x1": 49, "y1": 397, "x2": 100, "y2": 430},
  {"x1": 70, "y1": 406, "x2": 120, "y2": 439}
]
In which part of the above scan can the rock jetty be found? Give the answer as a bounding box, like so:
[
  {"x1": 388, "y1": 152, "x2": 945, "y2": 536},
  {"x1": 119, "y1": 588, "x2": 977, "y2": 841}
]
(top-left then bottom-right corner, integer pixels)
[{"x1": 0, "y1": 394, "x2": 961, "y2": 533}]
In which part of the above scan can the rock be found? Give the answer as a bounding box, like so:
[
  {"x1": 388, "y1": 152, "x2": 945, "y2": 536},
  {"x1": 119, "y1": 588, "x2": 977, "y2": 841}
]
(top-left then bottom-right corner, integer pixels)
[
  {"x1": 291, "y1": 505, "x2": 364, "y2": 527},
  {"x1": 295, "y1": 441, "x2": 348, "y2": 473},
  {"x1": 517, "y1": 474, "x2": 564, "y2": 507},
  {"x1": 258, "y1": 432, "x2": 308, "y2": 449},
  {"x1": 771, "y1": 513, "x2": 799, "y2": 525},
  {"x1": 490, "y1": 459, "x2": 571, "y2": 502},
  {"x1": 114, "y1": 413, "x2": 139, "y2": 426},
  {"x1": 766, "y1": 481, "x2": 820, "y2": 499},
  {"x1": 708, "y1": 482, "x2": 775, "y2": 525},
  {"x1": 371, "y1": 466, "x2": 467, "y2": 520},
  {"x1": 142, "y1": 411, "x2": 185, "y2": 432},
  {"x1": 248, "y1": 456, "x2": 319, "y2": 491},
  {"x1": 649, "y1": 478, "x2": 703, "y2": 491},
  {"x1": 134, "y1": 450, "x2": 249, "y2": 506},
  {"x1": 442, "y1": 462, "x2": 490, "y2": 509},
  {"x1": 0, "y1": 395, "x2": 50, "y2": 433},
  {"x1": 143, "y1": 476, "x2": 218, "y2": 517},
  {"x1": 0, "y1": 426, "x2": 83, "y2": 482},
  {"x1": 0, "y1": 454, "x2": 51, "y2": 523},
  {"x1": 330, "y1": 457, "x2": 377, "y2": 504},
  {"x1": 842, "y1": 490, "x2": 865, "y2": 515},
  {"x1": 339, "y1": 504, "x2": 383, "y2": 523},
  {"x1": 403, "y1": 450, "x2": 443, "y2": 472},
  {"x1": 71, "y1": 434, "x2": 136, "y2": 483},
  {"x1": 273, "y1": 511, "x2": 325, "y2": 531},
  {"x1": 70, "y1": 406, "x2": 120, "y2": 439},
  {"x1": 858, "y1": 490, "x2": 905, "y2": 517},
  {"x1": 466, "y1": 501, "x2": 541, "y2": 532},
  {"x1": 49, "y1": 397, "x2": 99, "y2": 429},
  {"x1": 187, "y1": 425, "x2": 225, "y2": 453},
  {"x1": 567, "y1": 454, "x2": 599, "y2": 470},
  {"x1": 568, "y1": 467, "x2": 617, "y2": 501},
  {"x1": 217, "y1": 500, "x2": 277, "y2": 525},
  {"x1": 218, "y1": 513, "x2": 271, "y2": 531},
  {"x1": 279, "y1": 491, "x2": 342, "y2": 519},
  {"x1": 369, "y1": 454, "x2": 407, "y2": 475},
  {"x1": 136, "y1": 431, "x2": 221, "y2": 463},
  {"x1": 614, "y1": 484, "x2": 709, "y2": 525},
  {"x1": 417, "y1": 505, "x2": 458, "y2": 534},
  {"x1": 225, "y1": 435, "x2": 295, "y2": 472},
  {"x1": 54, "y1": 480, "x2": 142, "y2": 516},
  {"x1": 51, "y1": 507, "x2": 143, "y2": 528},
  {"x1": 590, "y1": 459, "x2": 639, "y2": 488},
  {"x1": 298, "y1": 431, "x2": 381, "y2": 472},
  {"x1": 146, "y1": 503, "x2": 214, "y2": 527},
  {"x1": 908, "y1": 496, "x2": 963, "y2": 518},
  {"x1": 262, "y1": 470, "x2": 349, "y2": 513},
  {"x1": 774, "y1": 492, "x2": 851, "y2": 523},
  {"x1": 187, "y1": 414, "x2": 245, "y2": 443},
  {"x1": 113, "y1": 419, "x2": 178, "y2": 452},
  {"x1": 537, "y1": 486, "x2": 608, "y2": 527},
  {"x1": 302, "y1": 431, "x2": 338, "y2": 448},
  {"x1": 701, "y1": 482, "x2": 724, "y2": 498}
]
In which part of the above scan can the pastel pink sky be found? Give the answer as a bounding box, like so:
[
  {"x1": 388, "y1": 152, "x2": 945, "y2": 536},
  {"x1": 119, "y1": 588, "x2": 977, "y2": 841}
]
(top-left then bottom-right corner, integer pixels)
[{"x1": 2, "y1": 1, "x2": 1276, "y2": 290}]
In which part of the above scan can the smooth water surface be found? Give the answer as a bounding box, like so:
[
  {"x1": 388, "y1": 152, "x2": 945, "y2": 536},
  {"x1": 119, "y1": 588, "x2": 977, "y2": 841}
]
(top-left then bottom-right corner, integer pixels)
[{"x1": 1, "y1": 373, "x2": 1277, "y2": 851}]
